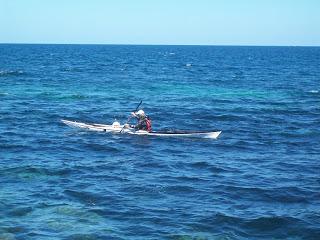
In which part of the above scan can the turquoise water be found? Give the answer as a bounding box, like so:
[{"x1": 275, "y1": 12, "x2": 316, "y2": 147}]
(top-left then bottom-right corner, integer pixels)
[{"x1": 1, "y1": 44, "x2": 320, "y2": 239}]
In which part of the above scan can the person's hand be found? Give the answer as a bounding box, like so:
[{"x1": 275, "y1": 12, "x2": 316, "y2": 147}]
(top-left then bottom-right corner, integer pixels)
[
  {"x1": 131, "y1": 112, "x2": 136, "y2": 117},
  {"x1": 124, "y1": 123, "x2": 130, "y2": 128}
]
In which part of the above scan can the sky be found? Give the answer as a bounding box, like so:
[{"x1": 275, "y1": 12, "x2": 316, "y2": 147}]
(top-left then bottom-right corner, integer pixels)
[{"x1": 0, "y1": 0, "x2": 319, "y2": 46}]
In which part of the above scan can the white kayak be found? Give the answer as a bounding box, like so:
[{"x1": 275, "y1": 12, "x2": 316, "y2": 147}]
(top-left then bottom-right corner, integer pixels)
[{"x1": 61, "y1": 119, "x2": 221, "y2": 139}]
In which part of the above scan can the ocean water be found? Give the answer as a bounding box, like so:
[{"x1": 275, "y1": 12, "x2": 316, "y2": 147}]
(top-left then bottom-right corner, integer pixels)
[{"x1": 0, "y1": 44, "x2": 319, "y2": 240}]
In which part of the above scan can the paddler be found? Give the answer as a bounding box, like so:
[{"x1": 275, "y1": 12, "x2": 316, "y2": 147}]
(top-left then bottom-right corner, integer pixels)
[{"x1": 130, "y1": 109, "x2": 152, "y2": 132}]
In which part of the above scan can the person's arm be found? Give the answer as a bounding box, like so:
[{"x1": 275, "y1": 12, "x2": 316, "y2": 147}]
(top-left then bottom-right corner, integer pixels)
[
  {"x1": 131, "y1": 112, "x2": 139, "y2": 119},
  {"x1": 129, "y1": 112, "x2": 138, "y2": 128}
]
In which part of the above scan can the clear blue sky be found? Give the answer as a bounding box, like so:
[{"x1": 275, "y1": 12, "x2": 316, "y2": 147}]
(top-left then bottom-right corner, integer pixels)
[{"x1": 1, "y1": 0, "x2": 319, "y2": 46}]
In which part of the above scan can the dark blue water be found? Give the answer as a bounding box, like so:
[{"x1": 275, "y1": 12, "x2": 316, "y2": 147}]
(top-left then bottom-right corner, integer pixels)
[{"x1": 1, "y1": 44, "x2": 320, "y2": 240}]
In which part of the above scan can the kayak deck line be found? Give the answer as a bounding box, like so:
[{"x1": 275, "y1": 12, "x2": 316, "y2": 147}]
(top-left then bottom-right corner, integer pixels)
[
  {"x1": 152, "y1": 130, "x2": 220, "y2": 134},
  {"x1": 61, "y1": 119, "x2": 221, "y2": 139}
]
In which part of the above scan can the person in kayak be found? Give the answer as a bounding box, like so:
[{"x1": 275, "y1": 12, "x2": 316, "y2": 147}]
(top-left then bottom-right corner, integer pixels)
[{"x1": 130, "y1": 109, "x2": 152, "y2": 132}]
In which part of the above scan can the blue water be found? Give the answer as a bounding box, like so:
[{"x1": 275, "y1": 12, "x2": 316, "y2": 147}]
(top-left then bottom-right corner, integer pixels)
[{"x1": 1, "y1": 44, "x2": 320, "y2": 240}]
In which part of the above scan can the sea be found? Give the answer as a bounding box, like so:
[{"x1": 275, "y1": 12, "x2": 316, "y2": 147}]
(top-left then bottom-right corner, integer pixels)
[{"x1": 0, "y1": 44, "x2": 319, "y2": 240}]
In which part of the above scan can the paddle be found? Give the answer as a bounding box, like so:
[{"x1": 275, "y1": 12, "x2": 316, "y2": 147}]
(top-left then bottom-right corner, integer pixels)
[{"x1": 120, "y1": 100, "x2": 142, "y2": 133}]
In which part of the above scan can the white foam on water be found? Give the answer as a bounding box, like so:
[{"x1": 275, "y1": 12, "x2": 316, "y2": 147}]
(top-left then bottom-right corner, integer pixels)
[{"x1": 0, "y1": 70, "x2": 24, "y2": 75}]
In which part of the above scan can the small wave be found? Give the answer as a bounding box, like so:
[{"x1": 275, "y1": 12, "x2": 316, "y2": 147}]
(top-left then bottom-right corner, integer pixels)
[
  {"x1": 65, "y1": 94, "x2": 87, "y2": 100},
  {"x1": 4, "y1": 166, "x2": 72, "y2": 180},
  {"x1": 64, "y1": 189, "x2": 104, "y2": 205},
  {"x1": 61, "y1": 67, "x2": 83, "y2": 72},
  {"x1": 84, "y1": 142, "x2": 120, "y2": 152},
  {"x1": 8, "y1": 206, "x2": 33, "y2": 217},
  {"x1": 164, "y1": 185, "x2": 195, "y2": 194},
  {"x1": 191, "y1": 161, "x2": 211, "y2": 168},
  {"x1": 0, "y1": 70, "x2": 25, "y2": 77},
  {"x1": 244, "y1": 216, "x2": 297, "y2": 231},
  {"x1": 138, "y1": 161, "x2": 168, "y2": 169},
  {"x1": 0, "y1": 233, "x2": 16, "y2": 240},
  {"x1": 309, "y1": 90, "x2": 319, "y2": 94},
  {"x1": 66, "y1": 234, "x2": 100, "y2": 240},
  {"x1": 1, "y1": 143, "x2": 32, "y2": 151},
  {"x1": 37, "y1": 92, "x2": 89, "y2": 101}
]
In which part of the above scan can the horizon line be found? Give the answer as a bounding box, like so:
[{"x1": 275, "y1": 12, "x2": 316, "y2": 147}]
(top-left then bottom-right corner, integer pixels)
[{"x1": 0, "y1": 42, "x2": 319, "y2": 48}]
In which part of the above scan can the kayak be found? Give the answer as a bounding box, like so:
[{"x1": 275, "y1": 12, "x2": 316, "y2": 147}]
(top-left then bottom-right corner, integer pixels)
[{"x1": 61, "y1": 119, "x2": 221, "y2": 139}]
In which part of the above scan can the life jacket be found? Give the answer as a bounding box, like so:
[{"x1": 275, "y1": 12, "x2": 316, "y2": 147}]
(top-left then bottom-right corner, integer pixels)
[{"x1": 145, "y1": 116, "x2": 152, "y2": 132}]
